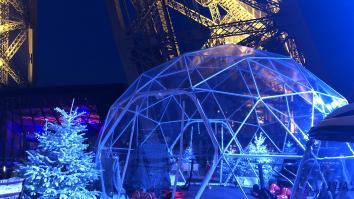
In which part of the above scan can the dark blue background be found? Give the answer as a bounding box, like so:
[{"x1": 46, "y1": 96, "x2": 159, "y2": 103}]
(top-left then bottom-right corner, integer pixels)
[
  {"x1": 288, "y1": 0, "x2": 354, "y2": 101},
  {"x1": 35, "y1": 0, "x2": 354, "y2": 101},
  {"x1": 35, "y1": 0, "x2": 126, "y2": 86}
]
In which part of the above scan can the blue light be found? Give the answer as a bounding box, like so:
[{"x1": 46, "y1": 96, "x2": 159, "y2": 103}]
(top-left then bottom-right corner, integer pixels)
[{"x1": 96, "y1": 44, "x2": 347, "y2": 199}]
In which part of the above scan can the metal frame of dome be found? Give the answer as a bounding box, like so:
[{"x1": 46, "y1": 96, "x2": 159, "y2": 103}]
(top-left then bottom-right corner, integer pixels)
[
  {"x1": 96, "y1": 44, "x2": 347, "y2": 198},
  {"x1": 292, "y1": 103, "x2": 354, "y2": 198}
]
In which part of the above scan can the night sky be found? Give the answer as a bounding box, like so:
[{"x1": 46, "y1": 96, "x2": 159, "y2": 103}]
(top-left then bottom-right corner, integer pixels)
[
  {"x1": 35, "y1": 0, "x2": 127, "y2": 86},
  {"x1": 285, "y1": 0, "x2": 354, "y2": 102},
  {"x1": 36, "y1": 0, "x2": 354, "y2": 102}
]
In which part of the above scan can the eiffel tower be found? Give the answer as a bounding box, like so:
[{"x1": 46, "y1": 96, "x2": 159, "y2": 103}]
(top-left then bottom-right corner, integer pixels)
[{"x1": 0, "y1": 0, "x2": 33, "y2": 86}]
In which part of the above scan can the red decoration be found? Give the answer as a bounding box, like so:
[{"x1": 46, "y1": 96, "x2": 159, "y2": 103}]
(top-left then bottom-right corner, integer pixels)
[
  {"x1": 269, "y1": 183, "x2": 281, "y2": 194},
  {"x1": 277, "y1": 187, "x2": 292, "y2": 199},
  {"x1": 162, "y1": 190, "x2": 185, "y2": 199}
]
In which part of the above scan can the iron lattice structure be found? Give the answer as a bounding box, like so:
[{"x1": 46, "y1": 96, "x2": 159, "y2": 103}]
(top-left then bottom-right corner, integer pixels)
[
  {"x1": 0, "y1": 0, "x2": 32, "y2": 86},
  {"x1": 96, "y1": 45, "x2": 347, "y2": 198},
  {"x1": 111, "y1": 0, "x2": 305, "y2": 80}
]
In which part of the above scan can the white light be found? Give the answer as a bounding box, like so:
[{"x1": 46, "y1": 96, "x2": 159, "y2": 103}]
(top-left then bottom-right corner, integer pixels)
[{"x1": 313, "y1": 95, "x2": 325, "y2": 105}]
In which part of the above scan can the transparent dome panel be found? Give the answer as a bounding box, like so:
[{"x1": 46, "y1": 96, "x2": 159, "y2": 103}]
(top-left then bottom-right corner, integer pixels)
[
  {"x1": 293, "y1": 140, "x2": 354, "y2": 199},
  {"x1": 96, "y1": 45, "x2": 347, "y2": 198}
]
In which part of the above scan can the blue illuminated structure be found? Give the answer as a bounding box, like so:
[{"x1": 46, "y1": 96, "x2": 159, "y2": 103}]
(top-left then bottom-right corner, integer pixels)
[
  {"x1": 96, "y1": 44, "x2": 347, "y2": 198},
  {"x1": 292, "y1": 103, "x2": 354, "y2": 198}
]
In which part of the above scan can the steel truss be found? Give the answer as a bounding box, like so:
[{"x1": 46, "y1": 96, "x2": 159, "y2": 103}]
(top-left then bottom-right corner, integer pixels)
[
  {"x1": 0, "y1": 0, "x2": 31, "y2": 86},
  {"x1": 208, "y1": 17, "x2": 274, "y2": 39},
  {"x1": 238, "y1": 0, "x2": 280, "y2": 14},
  {"x1": 111, "y1": 0, "x2": 307, "y2": 80}
]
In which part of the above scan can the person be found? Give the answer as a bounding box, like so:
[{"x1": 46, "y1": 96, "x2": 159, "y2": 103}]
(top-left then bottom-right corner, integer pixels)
[
  {"x1": 252, "y1": 184, "x2": 261, "y2": 197},
  {"x1": 252, "y1": 184, "x2": 276, "y2": 199}
]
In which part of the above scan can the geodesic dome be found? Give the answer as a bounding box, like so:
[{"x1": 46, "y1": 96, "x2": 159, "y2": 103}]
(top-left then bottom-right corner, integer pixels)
[{"x1": 96, "y1": 44, "x2": 347, "y2": 199}]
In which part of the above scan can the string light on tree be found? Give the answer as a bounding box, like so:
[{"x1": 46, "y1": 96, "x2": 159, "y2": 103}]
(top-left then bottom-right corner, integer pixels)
[
  {"x1": 248, "y1": 133, "x2": 276, "y2": 184},
  {"x1": 17, "y1": 104, "x2": 99, "y2": 198}
]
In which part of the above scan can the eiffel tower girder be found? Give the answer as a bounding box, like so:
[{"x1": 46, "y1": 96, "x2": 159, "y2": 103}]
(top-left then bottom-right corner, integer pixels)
[
  {"x1": 110, "y1": 0, "x2": 305, "y2": 81},
  {"x1": 0, "y1": 0, "x2": 32, "y2": 86}
]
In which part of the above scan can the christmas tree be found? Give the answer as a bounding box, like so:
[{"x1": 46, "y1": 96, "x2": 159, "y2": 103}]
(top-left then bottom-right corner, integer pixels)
[
  {"x1": 222, "y1": 133, "x2": 276, "y2": 185},
  {"x1": 183, "y1": 147, "x2": 194, "y2": 164},
  {"x1": 183, "y1": 129, "x2": 195, "y2": 164},
  {"x1": 284, "y1": 141, "x2": 296, "y2": 153},
  {"x1": 17, "y1": 106, "x2": 99, "y2": 198},
  {"x1": 248, "y1": 133, "x2": 275, "y2": 184}
]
